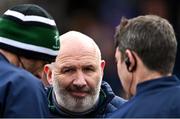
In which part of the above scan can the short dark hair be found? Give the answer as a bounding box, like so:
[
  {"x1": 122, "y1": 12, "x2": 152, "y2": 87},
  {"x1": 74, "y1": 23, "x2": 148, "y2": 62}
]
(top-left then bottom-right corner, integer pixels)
[{"x1": 114, "y1": 15, "x2": 177, "y2": 74}]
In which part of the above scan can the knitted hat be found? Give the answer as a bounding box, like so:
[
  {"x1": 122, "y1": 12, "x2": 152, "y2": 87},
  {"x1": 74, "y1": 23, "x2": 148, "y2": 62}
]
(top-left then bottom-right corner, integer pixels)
[{"x1": 0, "y1": 4, "x2": 60, "y2": 62}]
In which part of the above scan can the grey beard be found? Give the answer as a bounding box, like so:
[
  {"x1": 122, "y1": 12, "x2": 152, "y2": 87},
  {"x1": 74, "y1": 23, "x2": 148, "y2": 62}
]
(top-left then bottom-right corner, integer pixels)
[{"x1": 53, "y1": 74, "x2": 102, "y2": 113}]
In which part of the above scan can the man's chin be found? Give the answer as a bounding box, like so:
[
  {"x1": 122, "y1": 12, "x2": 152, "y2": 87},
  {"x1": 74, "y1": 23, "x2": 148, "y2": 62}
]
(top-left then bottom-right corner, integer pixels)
[
  {"x1": 57, "y1": 88, "x2": 99, "y2": 112},
  {"x1": 63, "y1": 95, "x2": 93, "y2": 112}
]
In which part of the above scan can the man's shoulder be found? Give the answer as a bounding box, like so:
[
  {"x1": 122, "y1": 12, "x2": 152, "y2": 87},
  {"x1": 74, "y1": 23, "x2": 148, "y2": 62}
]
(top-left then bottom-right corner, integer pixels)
[
  {"x1": 101, "y1": 81, "x2": 127, "y2": 108},
  {"x1": 112, "y1": 95, "x2": 127, "y2": 105},
  {"x1": 102, "y1": 95, "x2": 126, "y2": 118},
  {"x1": 107, "y1": 95, "x2": 127, "y2": 110},
  {"x1": 101, "y1": 81, "x2": 127, "y2": 117}
]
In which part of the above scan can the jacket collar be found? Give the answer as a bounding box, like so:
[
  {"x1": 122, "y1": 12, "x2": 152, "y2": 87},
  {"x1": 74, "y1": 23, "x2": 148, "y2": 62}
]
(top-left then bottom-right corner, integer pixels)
[{"x1": 136, "y1": 75, "x2": 180, "y2": 96}]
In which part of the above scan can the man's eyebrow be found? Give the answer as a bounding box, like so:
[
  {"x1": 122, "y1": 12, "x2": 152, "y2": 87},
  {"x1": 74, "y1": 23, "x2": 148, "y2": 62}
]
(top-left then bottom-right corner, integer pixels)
[
  {"x1": 61, "y1": 65, "x2": 76, "y2": 69},
  {"x1": 84, "y1": 64, "x2": 94, "y2": 67}
]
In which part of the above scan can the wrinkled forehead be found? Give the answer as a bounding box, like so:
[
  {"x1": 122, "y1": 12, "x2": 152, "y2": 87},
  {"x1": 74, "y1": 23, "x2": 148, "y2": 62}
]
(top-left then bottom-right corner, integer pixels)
[{"x1": 56, "y1": 42, "x2": 99, "y2": 64}]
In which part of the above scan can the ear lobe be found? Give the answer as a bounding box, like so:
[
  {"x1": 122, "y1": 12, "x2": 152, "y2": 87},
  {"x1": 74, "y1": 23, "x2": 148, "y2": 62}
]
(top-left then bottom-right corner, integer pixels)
[{"x1": 44, "y1": 64, "x2": 53, "y2": 85}]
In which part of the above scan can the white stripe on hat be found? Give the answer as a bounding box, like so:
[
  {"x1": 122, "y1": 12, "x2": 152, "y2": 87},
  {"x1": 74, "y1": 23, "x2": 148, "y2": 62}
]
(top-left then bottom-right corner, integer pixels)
[
  {"x1": 4, "y1": 10, "x2": 56, "y2": 26},
  {"x1": 0, "y1": 36, "x2": 58, "y2": 56}
]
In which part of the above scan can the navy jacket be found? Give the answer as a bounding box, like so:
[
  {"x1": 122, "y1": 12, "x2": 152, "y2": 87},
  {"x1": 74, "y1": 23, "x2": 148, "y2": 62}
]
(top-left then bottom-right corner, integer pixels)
[
  {"x1": 47, "y1": 81, "x2": 126, "y2": 118},
  {"x1": 109, "y1": 75, "x2": 180, "y2": 118},
  {"x1": 0, "y1": 54, "x2": 50, "y2": 117}
]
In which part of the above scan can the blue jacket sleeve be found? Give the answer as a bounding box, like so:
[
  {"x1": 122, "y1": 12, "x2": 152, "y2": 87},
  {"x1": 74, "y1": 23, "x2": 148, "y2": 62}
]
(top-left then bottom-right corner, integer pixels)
[{"x1": 0, "y1": 68, "x2": 50, "y2": 117}]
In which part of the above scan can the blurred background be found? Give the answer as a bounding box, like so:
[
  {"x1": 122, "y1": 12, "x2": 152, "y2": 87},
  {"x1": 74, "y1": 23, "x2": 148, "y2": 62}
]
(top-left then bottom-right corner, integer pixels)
[{"x1": 1, "y1": 0, "x2": 180, "y2": 97}]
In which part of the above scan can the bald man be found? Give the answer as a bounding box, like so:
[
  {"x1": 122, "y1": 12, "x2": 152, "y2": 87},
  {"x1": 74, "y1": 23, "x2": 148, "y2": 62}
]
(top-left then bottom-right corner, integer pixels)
[{"x1": 44, "y1": 31, "x2": 126, "y2": 118}]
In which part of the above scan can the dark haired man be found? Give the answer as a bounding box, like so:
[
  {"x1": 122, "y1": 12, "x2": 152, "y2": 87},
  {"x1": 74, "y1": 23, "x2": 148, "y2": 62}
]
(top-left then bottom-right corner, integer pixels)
[{"x1": 111, "y1": 15, "x2": 180, "y2": 117}]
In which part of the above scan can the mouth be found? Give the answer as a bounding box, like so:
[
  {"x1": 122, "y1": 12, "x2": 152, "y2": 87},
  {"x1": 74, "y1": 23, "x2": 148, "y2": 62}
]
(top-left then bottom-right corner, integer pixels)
[{"x1": 70, "y1": 91, "x2": 88, "y2": 98}]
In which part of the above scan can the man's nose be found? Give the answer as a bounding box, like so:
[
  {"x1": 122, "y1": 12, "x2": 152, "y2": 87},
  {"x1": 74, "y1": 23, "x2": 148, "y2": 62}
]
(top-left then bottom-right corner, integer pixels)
[{"x1": 72, "y1": 71, "x2": 87, "y2": 88}]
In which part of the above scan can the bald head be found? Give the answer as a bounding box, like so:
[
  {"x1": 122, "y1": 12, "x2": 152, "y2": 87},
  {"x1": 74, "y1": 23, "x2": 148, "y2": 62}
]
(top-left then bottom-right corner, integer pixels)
[{"x1": 57, "y1": 31, "x2": 102, "y2": 62}]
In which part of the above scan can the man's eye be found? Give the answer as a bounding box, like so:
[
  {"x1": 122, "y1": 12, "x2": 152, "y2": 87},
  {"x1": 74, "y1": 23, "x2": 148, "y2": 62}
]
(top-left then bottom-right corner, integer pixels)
[
  {"x1": 83, "y1": 67, "x2": 95, "y2": 72},
  {"x1": 61, "y1": 68, "x2": 75, "y2": 73}
]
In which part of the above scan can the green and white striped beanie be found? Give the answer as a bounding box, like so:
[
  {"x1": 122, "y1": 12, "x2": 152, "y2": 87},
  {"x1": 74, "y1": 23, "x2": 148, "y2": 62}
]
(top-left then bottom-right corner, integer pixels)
[{"x1": 0, "y1": 4, "x2": 60, "y2": 62}]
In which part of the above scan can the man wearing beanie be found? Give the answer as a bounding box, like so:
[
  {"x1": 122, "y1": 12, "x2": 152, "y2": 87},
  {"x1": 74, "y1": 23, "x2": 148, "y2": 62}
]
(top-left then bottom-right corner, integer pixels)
[
  {"x1": 0, "y1": 4, "x2": 60, "y2": 86},
  {"x1": 0, "y1": 4, "x2": 59, "y2": 117}
]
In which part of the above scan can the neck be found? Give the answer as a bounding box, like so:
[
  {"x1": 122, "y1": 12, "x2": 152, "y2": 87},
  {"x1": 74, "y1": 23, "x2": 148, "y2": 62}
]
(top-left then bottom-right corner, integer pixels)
[
  {"x1": 59, "y1": 103, "x2": 97, "y2": 116},
  {"x1": 131, "y1": 68, "x2": 169, "y2": 96},
  {"x1": 0, "y1": 49, "x2": 19, "y2": 66}
]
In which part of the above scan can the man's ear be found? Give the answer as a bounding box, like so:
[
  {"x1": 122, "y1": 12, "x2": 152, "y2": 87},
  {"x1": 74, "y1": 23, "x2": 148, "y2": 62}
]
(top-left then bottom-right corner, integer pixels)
[
  {"x1": 125, "y1": 49, "x2": 136, "y2": 72},
  {"x1": 101, "y1": 60, "x2": 106, "y2": 75},
  {"x1": 44, "y1": 64, "x2": 53, "y2": 85}
]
